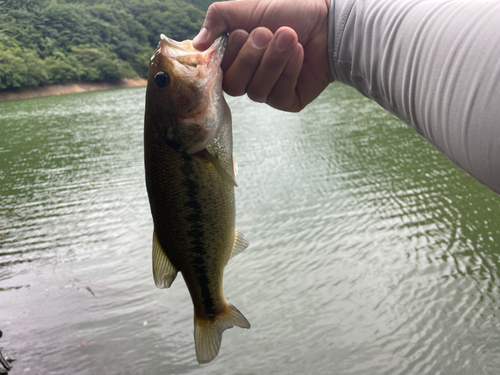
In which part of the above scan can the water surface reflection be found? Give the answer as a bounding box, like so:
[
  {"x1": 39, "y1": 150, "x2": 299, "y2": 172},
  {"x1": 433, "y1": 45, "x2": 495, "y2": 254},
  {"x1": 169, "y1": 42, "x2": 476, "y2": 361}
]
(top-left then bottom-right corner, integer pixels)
[{"x1": 1, "y1": 84, "x2": 499, "y2": 374}]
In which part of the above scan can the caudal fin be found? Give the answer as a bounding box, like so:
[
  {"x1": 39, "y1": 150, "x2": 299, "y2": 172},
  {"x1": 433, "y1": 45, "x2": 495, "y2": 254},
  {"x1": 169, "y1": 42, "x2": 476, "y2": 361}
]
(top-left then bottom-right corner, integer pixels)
[{"x1": 194, "y1": 304, "x2": 250, "y2": 364}]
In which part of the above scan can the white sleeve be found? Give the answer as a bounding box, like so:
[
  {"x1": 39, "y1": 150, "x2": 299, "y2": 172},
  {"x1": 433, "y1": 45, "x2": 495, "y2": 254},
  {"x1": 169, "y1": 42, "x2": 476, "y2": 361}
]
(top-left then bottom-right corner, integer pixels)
[{"x1": 328, "y1": 0, "x2": 500, "y2": 194}]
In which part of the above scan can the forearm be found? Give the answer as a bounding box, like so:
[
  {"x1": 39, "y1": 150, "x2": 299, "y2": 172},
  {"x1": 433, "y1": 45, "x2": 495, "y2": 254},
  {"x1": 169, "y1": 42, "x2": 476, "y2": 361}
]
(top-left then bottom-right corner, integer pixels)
[{"x1": 328, "y1": 0, "x2": 500, "y2": 194}]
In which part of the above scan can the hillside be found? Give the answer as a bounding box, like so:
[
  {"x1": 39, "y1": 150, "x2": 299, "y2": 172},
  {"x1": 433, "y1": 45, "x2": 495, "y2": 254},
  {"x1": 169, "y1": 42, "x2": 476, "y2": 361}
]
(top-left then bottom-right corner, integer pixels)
[{"x1": 0, "y1": 0, "x2": 216, "y2": 91}]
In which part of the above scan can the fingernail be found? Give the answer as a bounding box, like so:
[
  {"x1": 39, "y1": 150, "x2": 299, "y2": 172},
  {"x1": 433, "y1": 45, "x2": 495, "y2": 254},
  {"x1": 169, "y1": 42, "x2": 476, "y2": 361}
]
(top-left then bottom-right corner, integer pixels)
[
  {"x1": 276, "y1": 31, "x2": 294, "y2": 50},
  {"x1": 252, "y1": 30, "x2": 271, "y2": 48},
  {"x1": 193, "y1": 27, "x2": 209, "y2": 46}
]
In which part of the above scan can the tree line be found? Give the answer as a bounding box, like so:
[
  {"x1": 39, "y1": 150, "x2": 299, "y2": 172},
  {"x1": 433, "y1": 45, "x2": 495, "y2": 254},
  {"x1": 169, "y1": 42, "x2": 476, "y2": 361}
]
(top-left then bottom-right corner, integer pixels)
[{"x1": 0, "y1": 0, "x2": 217, "y2": 90}]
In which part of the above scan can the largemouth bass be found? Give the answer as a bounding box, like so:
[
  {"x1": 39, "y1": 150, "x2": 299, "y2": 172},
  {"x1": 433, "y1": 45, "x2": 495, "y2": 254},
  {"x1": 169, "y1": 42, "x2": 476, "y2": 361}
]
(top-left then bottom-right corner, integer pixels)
[{"x1": 144, "y1": 34, "x2": 250, "y2": 364}]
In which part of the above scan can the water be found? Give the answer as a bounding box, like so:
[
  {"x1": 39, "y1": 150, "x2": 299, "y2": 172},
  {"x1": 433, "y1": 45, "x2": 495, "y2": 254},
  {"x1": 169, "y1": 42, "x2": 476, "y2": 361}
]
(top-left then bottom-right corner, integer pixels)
[{"x1": 1, "y1": 84, "x2": 499, "y2": 375}]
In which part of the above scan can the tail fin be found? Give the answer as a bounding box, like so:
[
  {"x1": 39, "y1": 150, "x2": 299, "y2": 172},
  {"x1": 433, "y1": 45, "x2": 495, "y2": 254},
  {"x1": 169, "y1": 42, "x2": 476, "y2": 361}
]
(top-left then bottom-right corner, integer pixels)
[{"x1": 194, "y1": 304, "x2": 250, "y2": 364}]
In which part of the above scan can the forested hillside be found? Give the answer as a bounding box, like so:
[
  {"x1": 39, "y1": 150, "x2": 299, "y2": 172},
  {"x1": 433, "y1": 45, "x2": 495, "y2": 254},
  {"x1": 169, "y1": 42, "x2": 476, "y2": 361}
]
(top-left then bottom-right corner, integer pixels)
[{"x1": 0, "y1": 0, "x2": 216, "y2": 90}]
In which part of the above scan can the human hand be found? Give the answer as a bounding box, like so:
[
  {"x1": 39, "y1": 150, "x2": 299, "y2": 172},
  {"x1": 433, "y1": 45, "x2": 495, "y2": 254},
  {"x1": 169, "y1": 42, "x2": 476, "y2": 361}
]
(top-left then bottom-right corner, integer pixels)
[{"x1": 192, "y1": 0, "x2": 333, "y2": 112}]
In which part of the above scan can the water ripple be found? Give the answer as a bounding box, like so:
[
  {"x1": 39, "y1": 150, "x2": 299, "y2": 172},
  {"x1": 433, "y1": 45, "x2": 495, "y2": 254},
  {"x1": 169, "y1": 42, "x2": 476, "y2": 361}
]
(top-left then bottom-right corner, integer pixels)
[{"x1": 1, "y1": 85, "x2": 500, "y2": 374}]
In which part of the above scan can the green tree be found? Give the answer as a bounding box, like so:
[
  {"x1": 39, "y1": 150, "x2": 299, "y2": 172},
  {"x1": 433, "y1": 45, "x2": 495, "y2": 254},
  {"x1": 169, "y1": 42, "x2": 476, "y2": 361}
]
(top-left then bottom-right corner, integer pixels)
[{"x1": 0, "y1": 0, "x2": 206, "y2": 90}]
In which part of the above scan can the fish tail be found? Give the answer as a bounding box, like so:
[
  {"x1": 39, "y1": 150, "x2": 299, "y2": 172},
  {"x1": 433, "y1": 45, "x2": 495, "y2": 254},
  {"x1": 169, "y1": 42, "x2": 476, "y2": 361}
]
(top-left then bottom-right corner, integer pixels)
[{"x1": 194, "y1": 304, "x2": 250, "y2": 364}]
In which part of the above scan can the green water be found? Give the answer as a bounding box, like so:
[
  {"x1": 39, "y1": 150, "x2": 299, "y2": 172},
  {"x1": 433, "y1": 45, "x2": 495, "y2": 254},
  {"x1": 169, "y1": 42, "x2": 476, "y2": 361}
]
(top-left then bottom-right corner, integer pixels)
[{"x1": 1, "y1": 84, "x2": 499, "y2": 375}]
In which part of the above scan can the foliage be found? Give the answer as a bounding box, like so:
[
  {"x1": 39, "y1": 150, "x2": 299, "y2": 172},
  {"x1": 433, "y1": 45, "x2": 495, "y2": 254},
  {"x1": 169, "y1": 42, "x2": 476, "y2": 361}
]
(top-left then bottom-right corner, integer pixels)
[
  {"x1": 184, "y1": 0, "x2": 221, "y2": 11},
  {"x1": 0, "y1": 0, "x2": 210, "y2": 90}
]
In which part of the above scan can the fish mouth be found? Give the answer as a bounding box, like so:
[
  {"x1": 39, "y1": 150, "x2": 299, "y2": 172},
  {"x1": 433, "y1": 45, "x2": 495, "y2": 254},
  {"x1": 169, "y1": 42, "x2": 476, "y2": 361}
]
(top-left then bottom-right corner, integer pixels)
[
  {"x1": 159, "y1": 33, "x2": 227, "y2": 59},
  {"x1": 156, "y1": 34, "x2": 228, "y2": 154},
  {"x1": 158, "y1": 33, "x2": 226, "y2": 82}
]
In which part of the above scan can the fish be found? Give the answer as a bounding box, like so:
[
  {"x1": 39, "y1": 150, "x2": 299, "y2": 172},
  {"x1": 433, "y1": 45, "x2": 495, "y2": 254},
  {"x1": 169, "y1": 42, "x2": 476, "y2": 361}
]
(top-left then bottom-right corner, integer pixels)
[{"x1": 143, "y1": 33, "x2": 250, "y2": 365}]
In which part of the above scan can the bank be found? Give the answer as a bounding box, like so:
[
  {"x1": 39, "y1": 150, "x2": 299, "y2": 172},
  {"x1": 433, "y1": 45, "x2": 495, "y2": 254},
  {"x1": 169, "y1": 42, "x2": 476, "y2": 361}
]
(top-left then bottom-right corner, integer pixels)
[{"x1": 0, "y1": 78, "x2": 147, "y2": 102}]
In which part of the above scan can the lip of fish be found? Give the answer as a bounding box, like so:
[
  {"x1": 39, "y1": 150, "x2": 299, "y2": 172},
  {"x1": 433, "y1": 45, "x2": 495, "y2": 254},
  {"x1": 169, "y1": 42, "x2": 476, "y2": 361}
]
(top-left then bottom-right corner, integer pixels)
[
  {"x1": 155, "y1": 33, "x2": 226, "y2": 80},
  {"x1": 159, "y1": 33, "x2": 225, "y2": 59}
]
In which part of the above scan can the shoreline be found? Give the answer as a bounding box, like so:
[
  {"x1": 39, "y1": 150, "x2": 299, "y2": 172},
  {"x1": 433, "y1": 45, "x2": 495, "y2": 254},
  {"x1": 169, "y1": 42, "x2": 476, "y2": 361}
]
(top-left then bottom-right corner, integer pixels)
[{"x1": 0, "y1": 78, "x2": 147, "y2": 102}]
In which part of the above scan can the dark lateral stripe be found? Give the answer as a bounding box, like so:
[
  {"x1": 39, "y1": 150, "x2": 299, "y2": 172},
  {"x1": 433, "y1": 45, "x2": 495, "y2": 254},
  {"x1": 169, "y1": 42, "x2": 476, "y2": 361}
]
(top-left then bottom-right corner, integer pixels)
[
  {"x1": 182, "y1": 178, "x2": 199, "y2": 196},
  {"x1": 181, "y1": 158, "x2": 216, "y2": 316},
  {"x1": 194, "y1": 265, "x2": 214, "y2": 317}
]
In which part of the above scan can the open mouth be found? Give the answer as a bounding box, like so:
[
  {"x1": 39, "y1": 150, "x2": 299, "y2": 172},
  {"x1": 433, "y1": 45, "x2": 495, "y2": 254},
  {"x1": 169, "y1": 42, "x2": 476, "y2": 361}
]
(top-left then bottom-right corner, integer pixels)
[
  {"x1": 159, "y1": 33, "x2": 226, "y2": 71},
  {"x1": 154, "y1": 34, "x2": 228, "y2": 155},
  {"x1": 158, "y1": 33, "x2": 227, "y2": 115}
]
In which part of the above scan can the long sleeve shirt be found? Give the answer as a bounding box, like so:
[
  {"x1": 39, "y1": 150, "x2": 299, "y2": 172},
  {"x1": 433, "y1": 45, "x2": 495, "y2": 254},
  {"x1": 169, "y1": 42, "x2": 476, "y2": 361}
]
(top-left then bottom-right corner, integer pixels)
[{"x1": 328, "y1": 0, "x2": 500, "y2": 194}]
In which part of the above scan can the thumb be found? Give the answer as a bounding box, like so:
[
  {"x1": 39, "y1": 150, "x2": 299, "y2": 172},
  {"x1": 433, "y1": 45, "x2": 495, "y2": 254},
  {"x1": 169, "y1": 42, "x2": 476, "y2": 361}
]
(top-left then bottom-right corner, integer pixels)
[{"x1": 193, "y1": 1, "x2": 261, "y2": 50}]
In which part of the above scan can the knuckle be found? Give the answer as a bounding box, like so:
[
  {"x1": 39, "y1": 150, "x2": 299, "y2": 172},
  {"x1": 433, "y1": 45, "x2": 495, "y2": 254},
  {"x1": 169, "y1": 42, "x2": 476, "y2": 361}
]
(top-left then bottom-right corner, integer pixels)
[
  {"x1": 238, "y1": 50, "x2": 262, "y2": 70},
  {"x1": 204, "y1": 2, "x2": 226, "y2": 29},
  {"x1": 267, "y1": 48, "x2": 294, "y2": 68},
  {"x1": 222, "y1": 81, "x2": 245, "y2": 97},
  {"x1": 247, "y1": 86, "x2": 268, "y2": 103},
  {"x1": 266, "y1": 95, "x2": 285, "y2": 110},
  {"x1": 267, "y1": 93, "x2": 299, "y2": 112},
  {"x1": 205, "y1": 3, "x2": 220, "y2": 22}
]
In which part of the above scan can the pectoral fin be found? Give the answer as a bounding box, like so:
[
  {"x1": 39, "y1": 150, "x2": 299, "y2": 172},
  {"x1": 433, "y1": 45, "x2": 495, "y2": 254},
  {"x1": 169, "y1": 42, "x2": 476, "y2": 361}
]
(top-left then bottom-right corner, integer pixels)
[
  {"x1": 200, "y1": 149, "x2": 237, "y2": 187},
  {"x1": 152, "y1": 231, "x2": 178, "y2": 288},
  {"x1": 228, "y1": 228, "x2": 249, "y2": 261}
]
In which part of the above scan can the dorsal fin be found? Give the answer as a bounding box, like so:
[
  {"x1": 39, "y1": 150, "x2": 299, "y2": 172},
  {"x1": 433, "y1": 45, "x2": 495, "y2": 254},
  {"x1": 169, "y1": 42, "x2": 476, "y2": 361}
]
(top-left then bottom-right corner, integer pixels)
[{"x1": 152, "y1": 231, "x2": 178, "y2": 288}]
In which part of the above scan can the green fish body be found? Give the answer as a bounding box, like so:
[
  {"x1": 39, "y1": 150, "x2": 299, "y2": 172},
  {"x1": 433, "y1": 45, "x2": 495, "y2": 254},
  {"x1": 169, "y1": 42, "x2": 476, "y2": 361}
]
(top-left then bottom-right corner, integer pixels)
[{"x1": 144, "y1": 34, "x2": 250, "y2": 365}]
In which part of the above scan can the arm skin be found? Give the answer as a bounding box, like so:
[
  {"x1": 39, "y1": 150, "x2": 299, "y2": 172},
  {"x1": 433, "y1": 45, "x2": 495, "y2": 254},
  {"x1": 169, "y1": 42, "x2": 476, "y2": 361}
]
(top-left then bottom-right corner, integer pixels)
[{"x1": 193, "y1": 0, "x2": 500, "y2": 194}]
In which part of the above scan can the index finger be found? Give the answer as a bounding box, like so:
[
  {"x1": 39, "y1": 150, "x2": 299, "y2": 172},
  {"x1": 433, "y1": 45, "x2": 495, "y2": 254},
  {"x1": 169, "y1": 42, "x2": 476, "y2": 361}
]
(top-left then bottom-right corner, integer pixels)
[{"x1": 192, "y1": 1, "x2": 263, "y2": 50}]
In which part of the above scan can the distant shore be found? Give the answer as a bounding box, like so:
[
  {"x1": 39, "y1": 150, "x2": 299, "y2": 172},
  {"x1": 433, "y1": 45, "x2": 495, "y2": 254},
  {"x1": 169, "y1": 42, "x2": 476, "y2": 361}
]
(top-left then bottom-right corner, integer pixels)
[{"x1": 0, "y1": 78, "x2": 147, "y2": 102}]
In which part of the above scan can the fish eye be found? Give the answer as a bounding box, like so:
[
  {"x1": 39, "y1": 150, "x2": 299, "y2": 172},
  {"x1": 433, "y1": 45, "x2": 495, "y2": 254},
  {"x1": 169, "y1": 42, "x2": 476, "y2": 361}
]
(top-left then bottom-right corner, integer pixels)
[{"x1": 154, "y1": 71, "x2": 170, "y2": 88}]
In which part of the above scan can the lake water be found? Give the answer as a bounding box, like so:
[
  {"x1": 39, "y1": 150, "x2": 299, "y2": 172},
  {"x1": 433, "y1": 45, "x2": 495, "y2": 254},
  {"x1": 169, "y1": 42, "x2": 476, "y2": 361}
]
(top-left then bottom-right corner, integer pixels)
[{"x1": 1, "y1": 84, "x2": 499, "y2": 375}]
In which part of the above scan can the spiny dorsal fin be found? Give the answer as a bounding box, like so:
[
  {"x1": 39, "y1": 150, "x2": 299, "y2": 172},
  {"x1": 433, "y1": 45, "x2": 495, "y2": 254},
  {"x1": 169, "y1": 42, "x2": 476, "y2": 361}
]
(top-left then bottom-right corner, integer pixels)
[
  {"x1": 194, "y1": 304, "x2": 250, "y2": 365},
  {"x1": 201, "y1": 149, "x2": 237, "y2": 187},
  {"x1": 228, "y1": 228, "x2": 249, "y2": 261},
  {"x1": 152, "y1": 231, "x2": 178, "y2": 288}
]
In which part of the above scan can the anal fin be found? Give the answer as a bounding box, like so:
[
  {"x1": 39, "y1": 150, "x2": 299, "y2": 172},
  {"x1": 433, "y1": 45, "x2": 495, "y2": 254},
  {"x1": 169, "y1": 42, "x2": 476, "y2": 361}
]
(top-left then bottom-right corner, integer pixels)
[
  {"x1": 228, "y1": 228, "x2": 249, "y2": 261},
  {"x1": 152, "y1": 231, "x2": 178, "y2": 289},
  {"x1": 232, "y1": 155, "x2": 238, "y2": 178}
]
